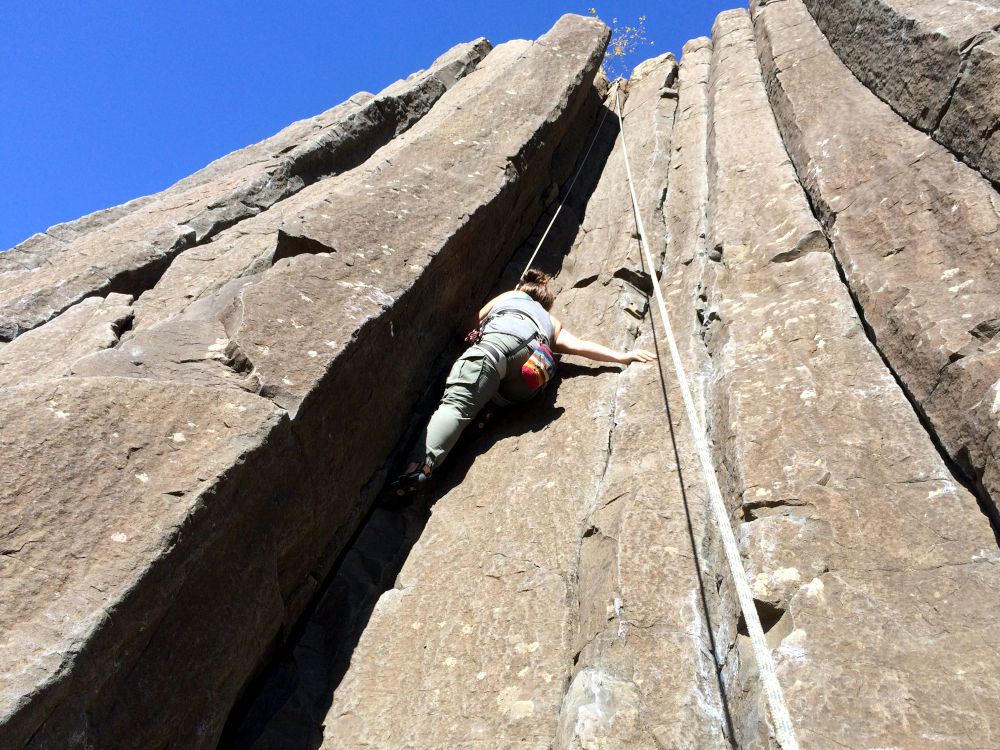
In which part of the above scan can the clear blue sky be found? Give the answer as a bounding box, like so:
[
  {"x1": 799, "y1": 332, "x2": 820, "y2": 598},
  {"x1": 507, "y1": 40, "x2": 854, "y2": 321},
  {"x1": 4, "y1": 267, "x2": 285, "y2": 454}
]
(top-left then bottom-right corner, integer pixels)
[{"x1": 1, "y1": 1, "x2": 743, "y2": 251}]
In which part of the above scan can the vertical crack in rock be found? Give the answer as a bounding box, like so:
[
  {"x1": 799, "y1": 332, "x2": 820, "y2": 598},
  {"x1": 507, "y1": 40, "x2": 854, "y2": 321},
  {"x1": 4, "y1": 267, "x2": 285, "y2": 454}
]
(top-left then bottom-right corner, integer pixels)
[
  {"x1": 193, "y1": 16, "x2": 619, "y2": 750},
  {"x1": 823, "y1": 240, "x2": 1000, "y2": 544},
  {"x1": 655, "y1": 34, "x2": 741, "y2": 749},
  {"x1": 556, "y1": 48, "x2": 732, "y2": 749}
]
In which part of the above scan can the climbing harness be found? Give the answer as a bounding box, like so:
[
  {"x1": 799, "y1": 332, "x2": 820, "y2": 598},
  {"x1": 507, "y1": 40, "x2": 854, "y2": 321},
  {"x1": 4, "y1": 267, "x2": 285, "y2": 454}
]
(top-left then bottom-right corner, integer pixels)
[
  {"x1": 613, "y1": 85, "x2": 801, "y2": 750},
  {"x1": 518, "y1": 80, "x2": 622, "y2": 282},
  {"x1": 475, "y1": 296, "x2": 558, "y2": 391}
]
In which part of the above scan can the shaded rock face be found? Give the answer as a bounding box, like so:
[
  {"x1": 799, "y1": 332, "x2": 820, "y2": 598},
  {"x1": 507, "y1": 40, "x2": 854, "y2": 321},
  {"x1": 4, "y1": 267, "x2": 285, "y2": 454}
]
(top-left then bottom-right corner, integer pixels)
[
  {"x1": 3, "y1": 8, "x2": 1000, "y2": 750},
  {"x1": 801, "y1": 0, "x2": 1000, "y2": 187}
]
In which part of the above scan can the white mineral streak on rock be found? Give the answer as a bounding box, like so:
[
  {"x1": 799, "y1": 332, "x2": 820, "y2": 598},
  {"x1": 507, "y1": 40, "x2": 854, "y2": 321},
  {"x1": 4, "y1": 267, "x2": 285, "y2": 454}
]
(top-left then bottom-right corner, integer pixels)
[{"x1": 556, "y1": 669, "x2": 643, "y2": 749}]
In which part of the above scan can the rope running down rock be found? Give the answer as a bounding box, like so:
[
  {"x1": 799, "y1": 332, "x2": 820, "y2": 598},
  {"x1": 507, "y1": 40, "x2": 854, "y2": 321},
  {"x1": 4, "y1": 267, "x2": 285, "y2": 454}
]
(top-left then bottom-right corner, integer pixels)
[
  {"x1": 613, "y1": 82, "x2": 801, "y2": 750},
  {"x1": 519, "y1": 80, "x2": 620, "y2": 282}
]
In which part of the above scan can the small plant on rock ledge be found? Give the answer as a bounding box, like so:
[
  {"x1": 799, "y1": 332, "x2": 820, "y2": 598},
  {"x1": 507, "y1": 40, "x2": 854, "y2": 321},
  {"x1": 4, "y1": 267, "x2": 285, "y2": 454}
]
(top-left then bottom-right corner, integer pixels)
[{"x1": 587, "y1": 8, "x2": 654, "y2": 81}]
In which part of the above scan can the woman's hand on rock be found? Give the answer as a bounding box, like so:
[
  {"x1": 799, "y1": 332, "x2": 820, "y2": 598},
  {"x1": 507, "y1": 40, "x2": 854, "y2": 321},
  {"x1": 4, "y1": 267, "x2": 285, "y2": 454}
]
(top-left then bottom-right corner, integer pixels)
[{"x1": 620, "y1": 348, "x2": 657, "y2": 364}]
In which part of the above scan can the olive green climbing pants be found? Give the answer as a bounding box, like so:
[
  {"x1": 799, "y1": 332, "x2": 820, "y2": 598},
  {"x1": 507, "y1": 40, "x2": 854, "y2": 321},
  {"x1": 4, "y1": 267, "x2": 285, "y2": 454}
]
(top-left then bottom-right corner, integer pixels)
[{"x1": 409, "y1": 333, "x2": 528, "y2": 471}]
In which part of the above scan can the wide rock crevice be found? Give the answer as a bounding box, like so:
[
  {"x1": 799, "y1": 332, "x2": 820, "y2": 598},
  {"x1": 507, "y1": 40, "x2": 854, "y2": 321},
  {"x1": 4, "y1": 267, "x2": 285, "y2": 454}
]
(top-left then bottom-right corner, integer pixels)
[{"x1": 225, "y1": 54, "x2": 701, "y2": 749}]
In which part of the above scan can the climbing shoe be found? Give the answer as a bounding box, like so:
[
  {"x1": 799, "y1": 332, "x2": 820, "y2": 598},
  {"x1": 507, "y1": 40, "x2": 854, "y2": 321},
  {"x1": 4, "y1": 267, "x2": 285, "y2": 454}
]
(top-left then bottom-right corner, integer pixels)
[
  {"x1": 476, "y1": 406, "x2": 495, "y2": 430},
  {"x1": 387, "y1": 466, "x2": 430, "y2": 499}
]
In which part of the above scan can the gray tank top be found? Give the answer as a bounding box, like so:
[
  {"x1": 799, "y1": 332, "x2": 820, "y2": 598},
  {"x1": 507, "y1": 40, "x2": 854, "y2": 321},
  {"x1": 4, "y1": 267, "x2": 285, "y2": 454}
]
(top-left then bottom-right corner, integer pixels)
[{"x1": 482, "y1": 293, "x2": 555, "y2": 343}]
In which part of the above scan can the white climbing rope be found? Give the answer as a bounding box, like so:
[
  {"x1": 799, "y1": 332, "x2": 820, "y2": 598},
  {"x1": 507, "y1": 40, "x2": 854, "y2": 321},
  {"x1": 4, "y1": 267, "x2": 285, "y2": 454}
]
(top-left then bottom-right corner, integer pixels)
[
  {"x1": 613, "y1": 85, "x2": 801, "y2": 750},
  {"x1": 519, "y1": 80, "x2": 622, "y2": 282}
]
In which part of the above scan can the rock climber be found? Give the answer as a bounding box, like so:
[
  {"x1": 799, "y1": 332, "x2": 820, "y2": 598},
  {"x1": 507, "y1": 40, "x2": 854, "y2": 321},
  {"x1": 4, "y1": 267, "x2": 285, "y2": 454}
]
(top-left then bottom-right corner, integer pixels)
[{"x1": 391, "y1": 268, "x2": 657, "y2": 494}]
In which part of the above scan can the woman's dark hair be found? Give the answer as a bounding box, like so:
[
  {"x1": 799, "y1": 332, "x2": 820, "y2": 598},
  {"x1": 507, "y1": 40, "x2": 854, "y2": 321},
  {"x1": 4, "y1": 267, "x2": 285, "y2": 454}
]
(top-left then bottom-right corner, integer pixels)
[{"x1": 520, "y1": 268, "x2": 555, "y2": 310}]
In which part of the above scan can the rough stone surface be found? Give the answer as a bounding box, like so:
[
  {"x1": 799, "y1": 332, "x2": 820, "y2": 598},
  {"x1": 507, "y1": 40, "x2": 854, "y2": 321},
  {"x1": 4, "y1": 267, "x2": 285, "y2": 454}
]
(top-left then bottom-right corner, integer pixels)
[
  {"x1": 555, "y1": 53, "x2": 728, "y2": 750},
  {"x1": 801, "y1": 0, "x2": 1000, "y2": 186},
  {"x1": 705, "y1": 7, "x2": 1000, "y2": 747},
  {"x1": 0, "y1": 17, "x2": 608, "y2": 750},
  {"x1": 0, "y1": 39, "x2": 490, "y2": 342},
  {"x1": 318, "y1": 110, "x2": 648, "y2": 750},
  {"x1": 0, "y1": 378, "x2": 295, "y2": 749},
  {"x1": 6, "y1": 6, "x2": 1000, "y2": 749},
  {"x1": 220, "y1": 504, "x2": 427, "y2": 750},
  {"x1": 0, "y1": 293, "x2": 133, "y2": 388},
  {"x1": 0, "y1": 194, "x2": 161, "y2": 273},
  {"x1": 222, "y1": 20, "x2": 607, "y2": 412},
  {"x1": 210, "y1": 15, "x2": 609, "y2": 636},
  {"x1": 128, "y1": 38, "x2": 533, "y2": 334},
  {"x1": 752, "y1": 0, "x2": 1000, "y2": 522},
  {"x1": 70, "y1": 276, "x2": 262, "y2": 391}
]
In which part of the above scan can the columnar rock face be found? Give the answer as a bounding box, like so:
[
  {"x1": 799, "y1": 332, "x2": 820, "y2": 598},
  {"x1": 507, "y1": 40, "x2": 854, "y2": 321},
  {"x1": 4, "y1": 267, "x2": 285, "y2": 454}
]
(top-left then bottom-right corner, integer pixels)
[
  {"x1": 0, "y1": 16, "x2": 609, "y2": 750},
  {"x1": 704, "y1": 9, "x2": 1000, "y2": 746},
  {"x1": 4, "y1": 6, "x2": 1000, "y2": 750},
  {"x1": 316, "y1": 49, "x2": 717, "y2": 748},
  {"x1": 555, "y1": 54, "x2": 728, "y2": 750},
  {"x1": 801, "y1": 0, "x2": 1000, "y2": 186},
  {"x1": 751, "y1": 0, "x2": 1000, "y2": 522}
]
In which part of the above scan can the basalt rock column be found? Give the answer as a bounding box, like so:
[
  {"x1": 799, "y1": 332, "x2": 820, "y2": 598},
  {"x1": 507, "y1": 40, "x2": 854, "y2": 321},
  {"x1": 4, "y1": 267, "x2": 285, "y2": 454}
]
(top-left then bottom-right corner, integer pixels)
[
  {"x1": 555, "y1": 54, "x2": 728, "y2": 749},
  {"x1": 0, "y1": 17, "x2": 607, "y2": 750},
  {"x1": 801, "y1": 0, "x2": 1000, "y2": 187},
  {"x1": 67, "y1": 41, "x2": 571, "y2": 402},
  {"x1": 704, "y1": 7, "x2": 1000, "y2": 747},
  {"x1": 0, "y1": 39, "x2": 489, "y2": 341},
  {"x1": 752, "y1": 0, "x2": 1000, "y2": 523},
  {"x1": 0, "y1": 380, "x2": 297, "y2": 750}
]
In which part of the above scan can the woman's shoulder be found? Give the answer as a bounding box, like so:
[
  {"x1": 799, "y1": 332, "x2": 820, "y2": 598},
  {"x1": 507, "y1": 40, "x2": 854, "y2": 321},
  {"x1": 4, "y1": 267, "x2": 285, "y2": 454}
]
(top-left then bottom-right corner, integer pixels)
[{"x1": 479, "y1": 290, "x2": 528, "y2": 321}]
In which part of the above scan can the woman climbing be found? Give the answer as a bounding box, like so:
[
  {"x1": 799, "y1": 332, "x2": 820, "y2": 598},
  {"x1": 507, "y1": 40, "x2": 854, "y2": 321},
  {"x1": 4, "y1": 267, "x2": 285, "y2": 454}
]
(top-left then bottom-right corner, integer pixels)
[{"x1": 391, "y1": 269, "x2": 657, "y2": 494}]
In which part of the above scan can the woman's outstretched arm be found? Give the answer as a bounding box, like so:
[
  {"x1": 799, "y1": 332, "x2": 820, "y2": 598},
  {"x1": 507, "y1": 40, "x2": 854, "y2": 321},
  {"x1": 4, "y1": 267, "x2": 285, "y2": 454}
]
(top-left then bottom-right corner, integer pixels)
[{"x1": 552, "y1": 324, "x2": 657, "y2": 364}]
